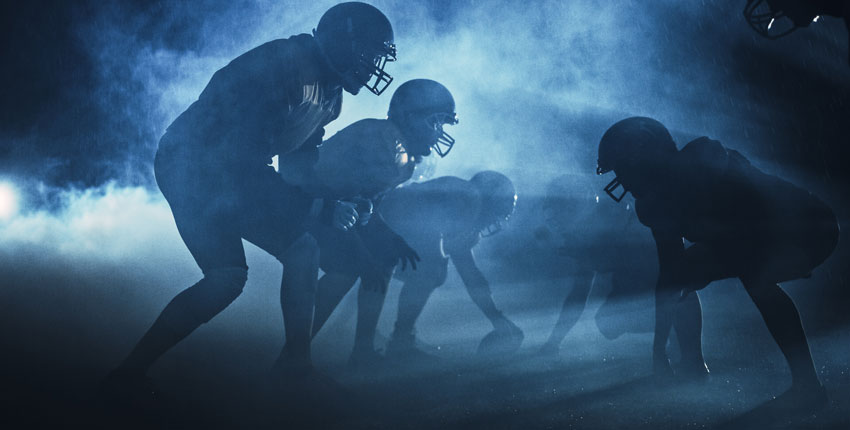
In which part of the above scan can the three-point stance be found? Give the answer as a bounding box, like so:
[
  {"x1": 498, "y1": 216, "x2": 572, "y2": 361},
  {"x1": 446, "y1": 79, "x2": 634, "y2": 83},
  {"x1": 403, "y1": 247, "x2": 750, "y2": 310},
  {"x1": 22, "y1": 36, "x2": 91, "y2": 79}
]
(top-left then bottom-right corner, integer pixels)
[
  {"x1": 536, "y1": 174, "x2": 662, "y2": 357},
  {"x1": 597, "y1": 117, "x2": 839, "y2": 402},
  {"x1": 373, "y1": 172, "x2": 522, "y2": 363},
  {"x1": 106, "y1": 2, "x2": 397, "y2": 392}
]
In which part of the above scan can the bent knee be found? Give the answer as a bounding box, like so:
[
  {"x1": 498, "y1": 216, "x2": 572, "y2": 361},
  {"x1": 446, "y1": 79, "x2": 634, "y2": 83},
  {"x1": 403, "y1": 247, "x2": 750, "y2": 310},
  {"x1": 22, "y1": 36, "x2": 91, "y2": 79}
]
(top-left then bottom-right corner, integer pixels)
[
  {"x1": 398, "y1": 260, "x2": 447, "y2": 289},
  {"x1": 203, "y1": 266, "x2": 248, "y2": 301},
  {"x1": 278, "y1": 233, "x2": 320, "y2": 266},
  {"x1": 206, "y1": 266, "x2": 248, "y2": 288},
  {"x1": 195, "y1": 267, "x2": 248, "y2": 319},
  {"x1": 167, "y1": 266, "x2": 249, "y2": 327},
  {"x1": 421, "y1": 266, "x2": 448, "y2": 290}
]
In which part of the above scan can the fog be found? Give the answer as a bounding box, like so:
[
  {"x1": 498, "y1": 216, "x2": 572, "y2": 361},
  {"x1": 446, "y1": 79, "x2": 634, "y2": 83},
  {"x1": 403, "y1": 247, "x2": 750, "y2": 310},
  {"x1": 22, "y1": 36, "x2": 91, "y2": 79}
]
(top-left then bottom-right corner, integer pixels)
[{"x1": 1, "y1": 0, "x2": 849, "y2": 428}]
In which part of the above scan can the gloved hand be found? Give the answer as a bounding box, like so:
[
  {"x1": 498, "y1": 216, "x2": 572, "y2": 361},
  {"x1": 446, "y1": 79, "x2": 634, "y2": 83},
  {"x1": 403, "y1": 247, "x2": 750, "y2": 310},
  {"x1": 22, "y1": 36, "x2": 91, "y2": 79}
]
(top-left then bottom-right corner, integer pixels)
[
  {"x1": 391, "y1": 234, "x2": 420, "y2": 271},
  {"x1": 331, "y1": 200, "x2": 359, "y2": 231},
  {"x1": 350, "y1": 197, "x2": 373, "y2": 226}
]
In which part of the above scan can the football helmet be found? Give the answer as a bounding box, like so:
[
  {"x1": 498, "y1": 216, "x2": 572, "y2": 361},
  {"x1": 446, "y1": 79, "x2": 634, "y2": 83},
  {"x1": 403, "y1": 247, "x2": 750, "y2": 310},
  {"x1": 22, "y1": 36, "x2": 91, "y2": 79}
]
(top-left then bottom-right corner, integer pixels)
[
  {"x1": 744, "y1": 0, "x2": 822, "y2": 39},
  {"x1": 470, "y1": 171, "x2": 517, "y2": 237},
  {"x1": 388, "y1": 79, "x2": 459, "y2": 157},
  {"x1": 314, "y1": 2, "x2": 396, "y2": 95},
  {"x1": 597, "y1": 117, "x2": 677, "y2": 202}
]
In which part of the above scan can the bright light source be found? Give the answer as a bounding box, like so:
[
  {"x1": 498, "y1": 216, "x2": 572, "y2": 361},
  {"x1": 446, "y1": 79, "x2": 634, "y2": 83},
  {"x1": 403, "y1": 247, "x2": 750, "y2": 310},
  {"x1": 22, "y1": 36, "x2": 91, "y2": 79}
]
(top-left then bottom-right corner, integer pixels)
[
  {"x1": 768, "y1": 18, "x2": 775, "y2": 30},
  {"x1": 813, "y1": 15, "x2": 820, "y2": 23},
  {"x1": 0, "y1": 182, "x2": 19, "y2": 221}
]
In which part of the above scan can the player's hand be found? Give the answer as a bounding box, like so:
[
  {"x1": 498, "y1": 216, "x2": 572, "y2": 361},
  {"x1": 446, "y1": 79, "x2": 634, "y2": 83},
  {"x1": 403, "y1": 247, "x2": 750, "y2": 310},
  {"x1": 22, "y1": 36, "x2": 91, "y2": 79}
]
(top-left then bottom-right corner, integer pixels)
[
  {"x1": 332, "y1": 200, "x2": 359, "y2": 231},
  {"x1": 351, "y1": 197, "x2": 373, "y2": 226},
  {"x1": 393, "y1": 236, "x2": 420, "y2": 271}
]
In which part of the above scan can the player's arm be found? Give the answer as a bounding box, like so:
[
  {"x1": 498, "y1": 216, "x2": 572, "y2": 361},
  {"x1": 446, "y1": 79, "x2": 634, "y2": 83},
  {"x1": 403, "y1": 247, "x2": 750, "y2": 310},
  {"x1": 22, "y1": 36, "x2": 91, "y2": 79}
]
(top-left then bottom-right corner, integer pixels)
[
  {"x1": 363, "y1": 212, "x2": 420, "y2": 272},
  {"x1": 651, "y1": 228, "x2": 686, "y2": 376},
  {"x1": 447, "y1": 240, "x2": 512, "y2": 330}
]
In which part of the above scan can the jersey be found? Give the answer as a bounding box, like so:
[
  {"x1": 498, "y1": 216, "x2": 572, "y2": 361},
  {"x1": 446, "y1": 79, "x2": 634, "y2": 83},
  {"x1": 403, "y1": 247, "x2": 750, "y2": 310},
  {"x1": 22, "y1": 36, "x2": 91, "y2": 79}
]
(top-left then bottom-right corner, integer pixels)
[
  {"x1": 635, "y1": 137, "x2": 837, "y2": 259},
  {"x1": 380, "y1": 176, "x2": 483, "y2": 259},
  {"x1": 158, "y1": 34, "x2": 342, "y2": 171},
  {"x1": 279, "y1": 119, "x2": 415, "y2": 200}
]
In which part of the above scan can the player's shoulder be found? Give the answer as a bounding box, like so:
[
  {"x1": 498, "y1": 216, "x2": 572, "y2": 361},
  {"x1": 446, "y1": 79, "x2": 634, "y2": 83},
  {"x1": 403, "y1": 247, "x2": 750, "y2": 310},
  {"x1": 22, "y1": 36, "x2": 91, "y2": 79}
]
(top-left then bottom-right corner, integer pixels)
[
  {"x1": 422, "y1": 176, "x2": 477, "y2": 194},
  {"x1": 326, "y1": 118, "x2": 398, "y2": 147},
  {"x1": 233, "y1": 34, "x2": 321, "y2": 78},
  {"x1": 337, "y1": 118, "x2": 393, "y2": 135},
  {"x1": 678, "y1": 137, "x2": 738, "y2": 171},
  {"x1": 251, "y1": 34, "x2": 314, "y2": 57},
  {"x1": 433, "y1": 177, "x2": 483, "y2": 211},
  {"x1": 398, "y1": 176, "x2": 479, "y2": 205}
]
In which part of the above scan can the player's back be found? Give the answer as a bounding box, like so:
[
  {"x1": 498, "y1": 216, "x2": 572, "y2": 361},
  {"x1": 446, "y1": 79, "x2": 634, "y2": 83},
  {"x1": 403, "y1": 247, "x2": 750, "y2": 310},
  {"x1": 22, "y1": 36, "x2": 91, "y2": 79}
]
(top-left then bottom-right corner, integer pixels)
[
  {"x1": 380, "y1": 176, "x2": 481, "y2": 248},
  {"x1": 636, "y1": 137, "x2": 836, "y2": 248},
  {"x1": 160, "y1": 34, "x2": 342, "y2": 168},
  {"x1": 281, "y1": 118, "x2": 415, "y2": 199}
]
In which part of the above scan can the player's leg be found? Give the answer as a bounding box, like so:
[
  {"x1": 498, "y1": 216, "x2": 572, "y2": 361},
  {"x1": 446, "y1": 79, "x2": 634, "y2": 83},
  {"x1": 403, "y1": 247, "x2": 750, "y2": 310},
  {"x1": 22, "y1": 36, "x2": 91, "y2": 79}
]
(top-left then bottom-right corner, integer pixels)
[
  {"x1": 386, "y1": 279, "x2": 440, "y2": 356},
  {"x1": 118, "y1": 267, "x2": 248, "y2": 376},
  {"x1": 114, "y1": 156, "x2": 251, "y2": 378},
  {"x1": 595, "y1": 267, "x2": 655, "y2": 339},
  {"x1": 740, "y1": 275, "x2": 821, "y2": 391},
  {"x1": 239, "y1": 167, "x2": 323, "y2": 374},
  {"x1": 386, "y1": 255, "x2": 448, "y2": 355},
  {"x1": 653, "y1": 243, "x2": 728, "y2": 377},
  {"x1": 673, "y1": 291, "x2": 708, "y2": 377},
  {"x1": 312, "y1": 272, "x2": 360, "y2": 337},
  {"x1": 349, "y1": 268, "x2": 393, "y2": 365},
  {"x1": 274, "y1": 233, "x2": 320, "y2": 371},
  {"x1": 393, "y1": 280, "x2": 438, "y2": 341},
  {"x1": 310, "y1": 225, "x2": 370, "y2": 337},
  {"x1": 540, "y1": 271, "x2": 594, "y2": 354}
]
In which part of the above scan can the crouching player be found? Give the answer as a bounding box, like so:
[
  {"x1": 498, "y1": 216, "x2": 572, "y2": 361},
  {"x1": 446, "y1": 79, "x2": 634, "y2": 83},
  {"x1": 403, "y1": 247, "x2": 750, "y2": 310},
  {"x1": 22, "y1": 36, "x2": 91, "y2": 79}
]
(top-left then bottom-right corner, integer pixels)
[{"x1": 596, "y1": 116, "x2": 839, "y2": 406}]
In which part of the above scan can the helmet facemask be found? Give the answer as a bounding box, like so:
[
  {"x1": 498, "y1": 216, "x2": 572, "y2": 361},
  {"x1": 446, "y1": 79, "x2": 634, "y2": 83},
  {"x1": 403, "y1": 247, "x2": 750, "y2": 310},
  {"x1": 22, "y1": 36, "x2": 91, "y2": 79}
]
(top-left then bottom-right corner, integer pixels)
[
  {"x1": 353, "y1": 40, "x2": 397, "y2": 95},
  {"x1": 480, "y1": 221, "x2": 505, "y2": 238},
  {"x1": 426, "y1": 111, "x2": 458, "y2": 157},
  {"x1": 601, "y1": 176, "x2": 627, "y2": 202},
  {"x1": 400, "y1": 110, "x2": 458, "y2": 157},
  {"x1": 596, "y1": 161, "x2": 627, "y2": 202},
  {"x1": 744, "y1": 0, "x2": 811, "y2": 39},
  {"x1": 479, "y1": 190, "x2": 517, "y2": 238}
]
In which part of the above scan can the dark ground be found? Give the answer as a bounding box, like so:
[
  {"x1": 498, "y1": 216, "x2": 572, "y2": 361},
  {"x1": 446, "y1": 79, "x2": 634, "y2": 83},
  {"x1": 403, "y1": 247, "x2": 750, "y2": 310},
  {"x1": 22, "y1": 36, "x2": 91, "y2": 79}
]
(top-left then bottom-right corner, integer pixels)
[{"x1": 1, "y1": 242, "x2": 848, "y2": 429}]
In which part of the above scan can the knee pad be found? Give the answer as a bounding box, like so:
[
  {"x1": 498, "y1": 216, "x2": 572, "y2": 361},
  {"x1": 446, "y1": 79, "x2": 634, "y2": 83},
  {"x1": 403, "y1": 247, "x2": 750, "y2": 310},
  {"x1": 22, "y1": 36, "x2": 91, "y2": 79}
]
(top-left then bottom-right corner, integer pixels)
[{"x1": 175, "y1": 267, "x2": 248, "y2": 325}]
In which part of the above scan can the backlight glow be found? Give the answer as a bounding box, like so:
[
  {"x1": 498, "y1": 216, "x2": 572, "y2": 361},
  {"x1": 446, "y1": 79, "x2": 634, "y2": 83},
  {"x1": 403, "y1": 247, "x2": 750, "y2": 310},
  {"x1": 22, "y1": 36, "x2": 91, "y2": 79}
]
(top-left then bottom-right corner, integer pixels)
[{"x1": 0, "y1": 182, "x2": 19, "y2": 221}]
